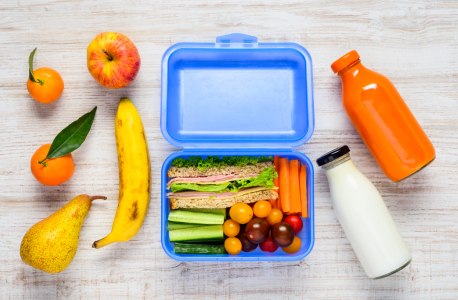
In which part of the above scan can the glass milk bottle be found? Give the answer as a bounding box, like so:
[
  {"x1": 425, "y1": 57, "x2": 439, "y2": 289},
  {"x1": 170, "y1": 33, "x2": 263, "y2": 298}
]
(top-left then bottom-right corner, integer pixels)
[{"x1": 317, "y1": 145, "x2": 411, "y2": 279}]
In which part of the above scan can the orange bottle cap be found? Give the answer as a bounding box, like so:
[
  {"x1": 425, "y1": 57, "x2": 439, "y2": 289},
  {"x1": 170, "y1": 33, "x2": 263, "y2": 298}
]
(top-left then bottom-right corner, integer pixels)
[{"x1": 331, "y1": 50, "x2": 360, "y2": 74}]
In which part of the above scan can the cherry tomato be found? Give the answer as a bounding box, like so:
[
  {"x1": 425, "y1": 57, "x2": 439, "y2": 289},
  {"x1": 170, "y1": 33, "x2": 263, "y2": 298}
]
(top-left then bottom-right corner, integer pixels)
[
  {"x1": 223, "y1": 219, "x2": 240, "y2": 237},
  {"x1": 229, "y1": 203, "x2": 253, "y2": 224},
  {"x1": 282, "y1": 215, "x2": 303, "y2": 235},
  {"x1": 237, "y1": 225, "x2": 258, "y2": 252},
  {"x1": 282, "y1": 236, "x2": 301, "y2": 254},
  {"x1": 259, "y1": 235, "x2": 279, "y2": 253},
  {"x1": 253, "y1": 200, "x2": 272, "y2": 218},
  {"x1": 224, "y1": 237, "x2": 242, "y2": 255},
  {"x1": 271, "y1": 222, "x2": 295, "y2": 247},
  {"x1": 245, "y1": 218, "x2": 270, "y2": 244},
  {"x1": 266, "y1": 208, "x2": 283, "y2": 226}
]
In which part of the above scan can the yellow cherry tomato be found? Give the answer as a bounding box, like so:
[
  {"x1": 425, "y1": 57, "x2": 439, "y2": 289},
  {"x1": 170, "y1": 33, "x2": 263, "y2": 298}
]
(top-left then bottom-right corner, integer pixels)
[
  {"x1": 282, "y1": 236, "x2": 301, "y2": 254},
  {"x1": 266, "y1": 208, "x2": 283, "y2": 226},
  {"x1": 224, "y1": 237, "x2": 242, "y2": 255},
  {"x1": 223, "y1": 219, "x2": 240, "y2": 237},
  {"x1": 229, "y1": 203, "x2": 253, "y2": 224},
  {"x1": 253, "y1": 200, "x2": 272, "y2": 218}
]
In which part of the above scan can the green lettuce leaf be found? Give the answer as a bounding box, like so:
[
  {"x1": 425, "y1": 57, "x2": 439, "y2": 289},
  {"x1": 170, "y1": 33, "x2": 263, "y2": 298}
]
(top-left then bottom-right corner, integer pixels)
[
  {"x1": 171, "y1": 182, "x2": 231, "y2": 193},
  {"x1": 171, "y1": 155, "x2": 273, "y2": 170},
  {"x1": 170, "y1": 167, "x2": 277, "y2": 193}
]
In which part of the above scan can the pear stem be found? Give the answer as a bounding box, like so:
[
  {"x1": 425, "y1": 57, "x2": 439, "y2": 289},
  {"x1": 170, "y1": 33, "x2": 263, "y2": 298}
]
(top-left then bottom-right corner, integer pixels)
[{"x1": 88, "y1": 196, "x2": 107, "y2": 201}]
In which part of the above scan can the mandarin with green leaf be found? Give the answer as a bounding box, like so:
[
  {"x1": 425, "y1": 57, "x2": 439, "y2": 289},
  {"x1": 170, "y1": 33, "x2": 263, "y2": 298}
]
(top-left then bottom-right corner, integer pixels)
[
  {"x1": 30, "y1": 107, "x2": 96, "y2": 186},
  {"x1": 27, "y1": 48, "x2": 64, "y2": 104},
  {"x1": 31, "y1": 144, "x2": 74, "y2": 186}
]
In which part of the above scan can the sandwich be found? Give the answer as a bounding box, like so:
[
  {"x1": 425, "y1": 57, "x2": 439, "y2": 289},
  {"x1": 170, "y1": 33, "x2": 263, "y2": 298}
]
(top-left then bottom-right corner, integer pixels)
[{"x1": 167, "y1": 156, "x2": 278, "y2": 209}]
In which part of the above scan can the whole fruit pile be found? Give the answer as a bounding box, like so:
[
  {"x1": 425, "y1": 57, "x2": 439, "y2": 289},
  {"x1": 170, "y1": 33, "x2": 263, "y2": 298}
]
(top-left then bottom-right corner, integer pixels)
[
  {"x1": 21, "y1": 32, "x2": 147, "y2": 274},
  {"x1": 223, "y1": 201, "x2": 304, "y2": 255}
]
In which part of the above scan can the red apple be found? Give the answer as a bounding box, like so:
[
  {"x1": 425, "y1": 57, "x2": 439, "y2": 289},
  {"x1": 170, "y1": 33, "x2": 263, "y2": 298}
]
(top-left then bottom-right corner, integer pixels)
[{"x1": 87, "y1": 32, "x2": 141, "y2": 89}]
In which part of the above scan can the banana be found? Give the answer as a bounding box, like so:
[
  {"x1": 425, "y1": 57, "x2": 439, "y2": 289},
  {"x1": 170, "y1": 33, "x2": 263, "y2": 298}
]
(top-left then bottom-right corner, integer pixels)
[{"x1": 93, "y1": 98, "x2": 150, "y2": 249}]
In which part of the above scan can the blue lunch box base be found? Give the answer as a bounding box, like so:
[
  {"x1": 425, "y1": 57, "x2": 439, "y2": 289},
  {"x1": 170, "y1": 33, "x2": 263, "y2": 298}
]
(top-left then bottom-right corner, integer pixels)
[{"x1": 161, "y1": 151, "x2": 315, "y2": 262}]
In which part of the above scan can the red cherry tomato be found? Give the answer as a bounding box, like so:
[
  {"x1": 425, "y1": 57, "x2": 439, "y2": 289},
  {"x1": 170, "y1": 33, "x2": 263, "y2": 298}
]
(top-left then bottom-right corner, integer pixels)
[
  {"x1": 259, "y1": 235, "x2": 279, "y2": 253},
  {"x1": 283, "y1": 215, "x2": 303, "y2": 235}
]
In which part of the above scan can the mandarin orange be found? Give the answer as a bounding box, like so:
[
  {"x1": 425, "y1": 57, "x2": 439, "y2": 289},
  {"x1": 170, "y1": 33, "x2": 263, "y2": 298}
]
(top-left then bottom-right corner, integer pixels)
[
  {"x1": 27, "y1": 67, "x2": 64, "y2": 104},
  {"x1": 31, "y1": 144, "x2": 74, "y2": 186}
]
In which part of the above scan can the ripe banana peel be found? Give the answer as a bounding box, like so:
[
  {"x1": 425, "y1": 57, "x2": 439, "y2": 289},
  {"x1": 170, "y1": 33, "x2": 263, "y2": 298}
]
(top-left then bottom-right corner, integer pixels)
[{"x1": 93, "y1": 98, "x2": 150, "y2": 249}]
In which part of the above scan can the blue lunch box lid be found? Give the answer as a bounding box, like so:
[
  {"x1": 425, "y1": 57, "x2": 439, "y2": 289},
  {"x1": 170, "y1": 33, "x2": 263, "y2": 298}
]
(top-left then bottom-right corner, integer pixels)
[{"x1": 160, "y1": 33, "x2": 314, "y2": 150}]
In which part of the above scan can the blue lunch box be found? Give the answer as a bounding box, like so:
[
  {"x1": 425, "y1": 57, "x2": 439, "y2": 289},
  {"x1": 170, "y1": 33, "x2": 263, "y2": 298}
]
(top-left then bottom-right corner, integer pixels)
[{"x1": 160, "y1": 33, "x2": 315, "y2": 261}]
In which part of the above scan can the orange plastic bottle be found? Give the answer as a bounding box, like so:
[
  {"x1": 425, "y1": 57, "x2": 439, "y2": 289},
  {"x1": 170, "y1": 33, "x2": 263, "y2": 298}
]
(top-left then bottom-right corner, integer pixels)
[{"x1": 331, "y1": 50, "x2": 435, "y2": 182}]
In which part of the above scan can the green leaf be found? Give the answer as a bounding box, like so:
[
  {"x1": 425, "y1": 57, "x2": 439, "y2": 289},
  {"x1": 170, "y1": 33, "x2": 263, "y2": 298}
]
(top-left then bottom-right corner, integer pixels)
[
  {"x1": 29, "y1": 48, "x2": 37, "y2": 83},
  {"x1": 234, "y1": 167, "x2": 277, "y2": 190},
  {"x1": 171, "y1": 155, "x2": 273, "y2": 170},
  {"x1": 171, "y1": 182, "x2": 231, "y2": 193},
  {"x1": 45, "y1": 107, "x2": 97, "y2": 160}
]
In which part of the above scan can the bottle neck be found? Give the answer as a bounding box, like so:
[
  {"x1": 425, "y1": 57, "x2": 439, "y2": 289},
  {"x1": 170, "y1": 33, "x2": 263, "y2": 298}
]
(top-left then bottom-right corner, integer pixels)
[
  {"x1": 322, "y1": 154, "x2": 359, "y2": 182},
  {"x1": 321, "y1": 153, "x2": 351, "y2": 171},
  {"x1": 337, "y1": 59, "x2": 362, "y2": 77}
]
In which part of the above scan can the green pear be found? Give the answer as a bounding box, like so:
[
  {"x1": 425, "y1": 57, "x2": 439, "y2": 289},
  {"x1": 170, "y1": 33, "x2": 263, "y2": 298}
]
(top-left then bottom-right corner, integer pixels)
[{"x1": 20, "y1": 194, "x2": 106, "y2": 273}]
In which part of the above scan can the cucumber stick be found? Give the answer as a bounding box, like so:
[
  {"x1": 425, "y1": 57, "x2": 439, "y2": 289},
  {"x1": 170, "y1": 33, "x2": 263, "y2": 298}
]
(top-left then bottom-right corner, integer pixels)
[
  {"x1": 167, "y1": 221, "x2": 206, "y2": 231},
  {"x1": 168, "y1": 210, "x2": 224, "y2": 225},
  {"x1": 178, "y1": 237, "x2": 224, "y2": 244},
  {"x1": 169, "y1": 225, "x2": 223, "y2": 242},
  {"x1": 174, "y1": 243, "x2": 227, "y2": 255},
  {"x1": 179, "y1": 208, "x2": 226, "y2": 220}
]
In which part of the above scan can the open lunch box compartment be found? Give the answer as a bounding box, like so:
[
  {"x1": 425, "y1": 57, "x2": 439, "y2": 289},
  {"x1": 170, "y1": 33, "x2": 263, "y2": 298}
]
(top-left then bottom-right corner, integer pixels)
[{"x1": 160, "y1": 34, "x2": 315, "y2": 261}]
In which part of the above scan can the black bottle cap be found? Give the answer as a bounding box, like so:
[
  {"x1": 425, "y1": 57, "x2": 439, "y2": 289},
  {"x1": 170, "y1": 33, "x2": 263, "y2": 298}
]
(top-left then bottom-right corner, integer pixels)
[{"x1": 316, "y1": 145, "x2": 350, "y2": 166}]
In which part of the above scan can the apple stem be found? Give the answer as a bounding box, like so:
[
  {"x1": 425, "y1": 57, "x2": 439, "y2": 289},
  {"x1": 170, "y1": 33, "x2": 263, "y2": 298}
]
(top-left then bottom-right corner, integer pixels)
[{"x1": 102, "y1": 49, "x2": 113, "y2": 61}]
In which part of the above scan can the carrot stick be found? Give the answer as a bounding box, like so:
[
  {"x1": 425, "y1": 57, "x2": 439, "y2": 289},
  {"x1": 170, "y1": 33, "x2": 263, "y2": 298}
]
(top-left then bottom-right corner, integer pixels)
[
  {"x1": 276, "y1": 188, "x2": 282, "y2": 211},
  {"x1": 300, "y1": 164, "x2": 308, "y2": 218},
  {"x1": 297, "y1": 161, "x2": 301, "y2": 207},
  {"x1": 269, "y1": 199, "x2": 277, "y2": 208},
  {"x1": 289, "y1": 160, "x2": 301, "y2": 214},
  {"x1": 279, "y1": 157, "x2": 291, "y2": 212},
  {"x1": 274, "y1": 156, "x2": 282, "y2": 210}
]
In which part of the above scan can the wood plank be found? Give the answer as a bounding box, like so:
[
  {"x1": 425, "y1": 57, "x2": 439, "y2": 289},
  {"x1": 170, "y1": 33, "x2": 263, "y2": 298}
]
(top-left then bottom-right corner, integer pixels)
[{"x1": 1, "y1": 0, "x2": 458, "y2": 299}]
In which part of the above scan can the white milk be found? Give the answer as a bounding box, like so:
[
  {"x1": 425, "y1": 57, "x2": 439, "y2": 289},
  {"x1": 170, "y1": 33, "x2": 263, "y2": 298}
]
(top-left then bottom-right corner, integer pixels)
[{"x1": 322, "y1": 152, "x2": 411, "y2": 279}]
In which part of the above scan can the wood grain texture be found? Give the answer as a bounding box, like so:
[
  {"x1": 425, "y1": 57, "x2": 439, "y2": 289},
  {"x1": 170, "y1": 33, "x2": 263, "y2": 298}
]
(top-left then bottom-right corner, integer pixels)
[{"x1": 1, "y1": 0, "x2": 458, "y2": 299}]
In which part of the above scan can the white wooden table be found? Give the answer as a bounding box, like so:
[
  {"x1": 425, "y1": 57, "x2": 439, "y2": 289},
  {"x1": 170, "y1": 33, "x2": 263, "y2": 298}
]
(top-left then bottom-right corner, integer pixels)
[{"x1": 1, "y1": 0, "x2": 458, "y2": 299}]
